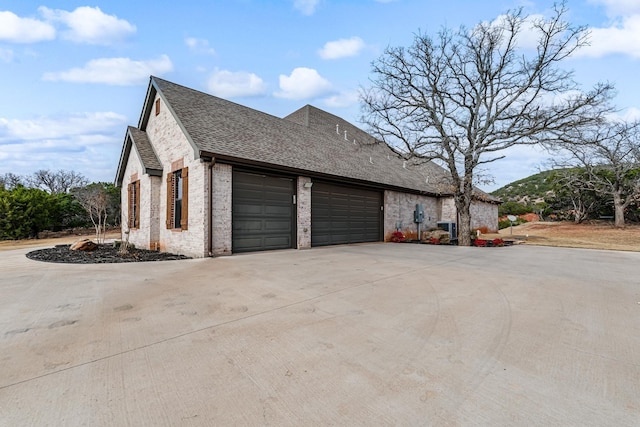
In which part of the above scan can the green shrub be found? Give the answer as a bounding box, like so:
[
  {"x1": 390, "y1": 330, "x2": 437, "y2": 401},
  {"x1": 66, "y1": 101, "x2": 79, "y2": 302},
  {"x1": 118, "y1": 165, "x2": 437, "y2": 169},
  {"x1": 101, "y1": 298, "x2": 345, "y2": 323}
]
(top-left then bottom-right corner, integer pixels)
[{"x1": 498, "y1": 201, "x2": 532, "y2": 216}]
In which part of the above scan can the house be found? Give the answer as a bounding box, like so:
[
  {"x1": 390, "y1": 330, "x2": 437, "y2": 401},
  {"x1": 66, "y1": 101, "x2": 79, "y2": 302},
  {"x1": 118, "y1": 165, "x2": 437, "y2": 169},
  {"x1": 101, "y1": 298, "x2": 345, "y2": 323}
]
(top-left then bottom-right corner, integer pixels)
[{"x1": 115, "y1": 76, "x2": 498, "y2": 257}]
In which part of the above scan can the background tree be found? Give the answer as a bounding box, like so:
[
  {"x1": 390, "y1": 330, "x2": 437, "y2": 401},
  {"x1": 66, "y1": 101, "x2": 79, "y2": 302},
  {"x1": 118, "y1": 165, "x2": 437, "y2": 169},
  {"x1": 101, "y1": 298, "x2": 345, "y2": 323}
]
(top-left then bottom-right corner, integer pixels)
[
  {"x1": 360, "y1": 3, "x2": 613, "y2": 245},
  {"x1": 498, "y1": 201, "x2": 532, "y2": 217},
  {"x1": 0, "y1": 187, "x2": 58, "y2": 239},
  {"x1": 0, "y1": 173, "x2": 25, "y2": 190},
  {"x1": 72, "y1": 183, "x2": 111, "y2": 243},
  {"x1": 547, "y1": 168, "x2": 602, "y2": 223},
  {"x1": 552, "y1": 120, "x2": 640, "y2": 227},
  {"x1": 29, "y1": 169, "x2": 88, "y2": 194},
  {"x1": 102, "y1": 182, "x2": 122, "y2": 227}
]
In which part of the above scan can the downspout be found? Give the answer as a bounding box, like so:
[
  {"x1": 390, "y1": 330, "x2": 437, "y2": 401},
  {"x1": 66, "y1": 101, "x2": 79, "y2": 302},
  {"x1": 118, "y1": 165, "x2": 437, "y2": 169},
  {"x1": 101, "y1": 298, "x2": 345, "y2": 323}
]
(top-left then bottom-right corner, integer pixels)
[{"x1": 207, "y1": 159, "x2": 215, "y2": 257}]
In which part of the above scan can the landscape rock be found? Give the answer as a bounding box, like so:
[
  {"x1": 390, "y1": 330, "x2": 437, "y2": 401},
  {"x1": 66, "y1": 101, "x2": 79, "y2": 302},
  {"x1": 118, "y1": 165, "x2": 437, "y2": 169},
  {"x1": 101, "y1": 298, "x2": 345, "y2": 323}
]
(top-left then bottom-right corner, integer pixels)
[
  {"x1": 422, "y1": 229, "x2": 451, "y2": 244},
  {"x1": 69, "y1": 239, "x2": 98, "y2": 251}
]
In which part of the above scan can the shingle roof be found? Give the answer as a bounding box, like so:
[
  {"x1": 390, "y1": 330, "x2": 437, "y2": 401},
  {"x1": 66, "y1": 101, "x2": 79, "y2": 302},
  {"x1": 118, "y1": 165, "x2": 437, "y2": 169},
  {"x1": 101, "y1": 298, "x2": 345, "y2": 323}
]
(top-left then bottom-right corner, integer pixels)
[
  {"x1": 114, "y1": 126, "x2": 162, "y2": 186},
  {"x1": 128, "y1": 126, "x2": 162, "y2": 171},
  {"x1": 150, "y1": 76, "x2": 453, "y2": 195}
]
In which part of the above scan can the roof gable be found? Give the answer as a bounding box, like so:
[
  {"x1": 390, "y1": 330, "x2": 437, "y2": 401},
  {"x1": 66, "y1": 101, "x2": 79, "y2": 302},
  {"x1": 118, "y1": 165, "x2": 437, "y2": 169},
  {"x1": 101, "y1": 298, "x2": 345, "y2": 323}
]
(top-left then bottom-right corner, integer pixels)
[{"x1": 114, "y1": 126, "x2": 162, "y2": 186}]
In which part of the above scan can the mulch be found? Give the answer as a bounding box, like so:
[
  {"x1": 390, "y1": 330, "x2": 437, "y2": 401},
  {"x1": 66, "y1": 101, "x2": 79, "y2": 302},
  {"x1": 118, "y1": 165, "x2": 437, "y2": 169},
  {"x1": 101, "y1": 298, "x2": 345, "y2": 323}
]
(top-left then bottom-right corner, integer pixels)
[{"x1": 26, "y1": 244, "x2": 191, "y2": 264}]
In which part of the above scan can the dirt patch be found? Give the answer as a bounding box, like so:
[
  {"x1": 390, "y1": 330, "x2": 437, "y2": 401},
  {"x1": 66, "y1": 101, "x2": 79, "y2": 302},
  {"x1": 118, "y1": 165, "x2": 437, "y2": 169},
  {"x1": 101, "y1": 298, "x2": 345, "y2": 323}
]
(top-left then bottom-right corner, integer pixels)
[
  {"x1": 491, "y1": 221, "x2": 640, "y2": 252},
  {"x1": 26, "y1": 244, "x2": 191, "y2": 264},
  {"x1": 0, "y1": 231, "x2": 121, "y2": 252}
]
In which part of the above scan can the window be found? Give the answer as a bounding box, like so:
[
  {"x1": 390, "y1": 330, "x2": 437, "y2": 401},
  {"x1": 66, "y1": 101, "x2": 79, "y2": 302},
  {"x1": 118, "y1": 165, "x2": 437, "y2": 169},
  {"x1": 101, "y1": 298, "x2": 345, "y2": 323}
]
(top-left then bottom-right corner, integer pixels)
[
  {"x1": 174, "y1": 170, "x2": 183, "y2": 227},
  {"x1": 155, "y1": 98, "x2": 160, "y2": 115},
  {"x1": 166, "y1": 167, "x2": 188, "y2": 230},
  {"x1": 127, "y1": 180, "x2": 140, "y2": 229}
]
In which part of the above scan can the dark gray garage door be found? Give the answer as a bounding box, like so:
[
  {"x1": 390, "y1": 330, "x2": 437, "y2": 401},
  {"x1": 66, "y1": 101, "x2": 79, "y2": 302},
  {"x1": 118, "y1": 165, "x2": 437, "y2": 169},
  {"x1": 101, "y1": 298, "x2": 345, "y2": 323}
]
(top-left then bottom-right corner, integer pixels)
[
  {"x1": 312, "y1": 182, "x2": 382, "y2": 246},
  {"x1": 232, "y1": 171, "x2": 295, "y2": 253}
]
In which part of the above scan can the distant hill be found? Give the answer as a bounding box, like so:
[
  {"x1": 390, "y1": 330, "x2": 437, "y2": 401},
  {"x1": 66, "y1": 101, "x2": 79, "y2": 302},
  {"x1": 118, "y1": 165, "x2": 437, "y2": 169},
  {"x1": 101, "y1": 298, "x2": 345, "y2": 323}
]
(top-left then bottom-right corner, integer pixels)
[{"x1": 491, "y1": 170, "x2": 556, "y2": 203}]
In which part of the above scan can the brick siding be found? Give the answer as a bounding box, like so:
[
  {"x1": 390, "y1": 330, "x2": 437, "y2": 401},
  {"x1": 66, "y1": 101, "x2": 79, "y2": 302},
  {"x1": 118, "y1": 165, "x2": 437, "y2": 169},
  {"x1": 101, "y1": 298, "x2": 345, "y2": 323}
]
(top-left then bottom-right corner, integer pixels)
[
  {"x1": 384, "y1": 191, "x2": 439, "y2": 241},
  {"x1": 297, "y1": 177, "x2": 312, "y2": 249}
]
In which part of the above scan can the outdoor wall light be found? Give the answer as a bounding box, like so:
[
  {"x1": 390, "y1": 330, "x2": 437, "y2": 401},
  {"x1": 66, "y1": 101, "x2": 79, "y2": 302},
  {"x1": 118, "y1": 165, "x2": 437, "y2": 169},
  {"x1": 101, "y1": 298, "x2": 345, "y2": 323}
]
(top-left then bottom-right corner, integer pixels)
[{"x1": 304, "y1": 182, "x2": 313, "y2": 188}]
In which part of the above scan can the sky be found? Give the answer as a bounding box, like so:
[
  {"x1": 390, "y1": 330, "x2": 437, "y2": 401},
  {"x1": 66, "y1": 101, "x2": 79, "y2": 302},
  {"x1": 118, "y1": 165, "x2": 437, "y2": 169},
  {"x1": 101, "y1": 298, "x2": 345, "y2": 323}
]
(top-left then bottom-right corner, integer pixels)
[{"x1": 1, "y1": 0, "x2": 639, "y2": 192}]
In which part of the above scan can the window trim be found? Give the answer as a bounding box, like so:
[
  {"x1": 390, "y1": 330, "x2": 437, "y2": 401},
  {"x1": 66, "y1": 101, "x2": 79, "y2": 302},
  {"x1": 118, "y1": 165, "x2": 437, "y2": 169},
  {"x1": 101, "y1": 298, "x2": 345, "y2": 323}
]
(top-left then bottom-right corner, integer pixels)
[{"x1": 166, "y1": 165, "x2": 188, "y2": 230}]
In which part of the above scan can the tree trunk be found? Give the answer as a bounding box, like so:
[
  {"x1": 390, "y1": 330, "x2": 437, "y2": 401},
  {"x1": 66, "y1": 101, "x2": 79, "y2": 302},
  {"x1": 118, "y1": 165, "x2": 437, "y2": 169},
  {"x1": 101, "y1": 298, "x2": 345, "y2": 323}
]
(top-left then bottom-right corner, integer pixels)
[
  {"x1": 613, "y1": 192, "x2": 626, "y2": 228},
  {"x1": 458, "y1": 207, "x2": 472, "y2": 246}
]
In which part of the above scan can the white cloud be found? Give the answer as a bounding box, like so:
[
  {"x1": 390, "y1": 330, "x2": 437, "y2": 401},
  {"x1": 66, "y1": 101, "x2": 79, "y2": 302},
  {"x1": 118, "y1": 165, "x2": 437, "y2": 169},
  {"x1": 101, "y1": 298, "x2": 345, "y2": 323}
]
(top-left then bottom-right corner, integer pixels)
[
  {"x1": 606, "y1": 107, "x2": 640, "y2": 122},
  {"x1": 293, "y1": 0, "x2": 320, "y2": 15},
  {"x1": 576, "y1": 15, "x2": 640, "y2": 58},
  {"x1": 0, "y1": 10, "x2": 55, "y2": 43},
  {"x1": 42, "y1": 55, "x2": 173, "y2": 85},
  {"x1": 323, "y1": 90, "x2": 359, "y2": 108},
  {"x1": 207, "y1": 69, "x2": 267, "y2": 98},
  {"x1": 0, "y1": 112, "x2": 127, "y2": 181},
  {"x1": 588, "y1": 0, "x2": 640, "y2": 16},
  {"x1": 275, "y1": 67, "x2": 332, "y2": 100},
  {"x1": 185, "y1": 37, "x2": 216, "y2": 56},
  {"x1": 0, "y1": 48, "x2": 14, "y2": 62},
  {"x1": 39, "y1": 6, "x2": 136, "y2": 45},
  {"x1": 0, "y1": 112, "x2": 127, "y2": 142},
  {"x1": 318, "y1": 37, "x2": 365, "y2": 59}
]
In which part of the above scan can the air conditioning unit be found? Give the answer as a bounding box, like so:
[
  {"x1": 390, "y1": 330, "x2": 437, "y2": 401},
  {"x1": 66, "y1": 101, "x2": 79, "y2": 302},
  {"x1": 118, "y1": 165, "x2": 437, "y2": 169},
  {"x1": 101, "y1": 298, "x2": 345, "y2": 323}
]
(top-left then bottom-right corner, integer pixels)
[{"x1": 437, "y1": 221, "x2": 457, "y2": 241}]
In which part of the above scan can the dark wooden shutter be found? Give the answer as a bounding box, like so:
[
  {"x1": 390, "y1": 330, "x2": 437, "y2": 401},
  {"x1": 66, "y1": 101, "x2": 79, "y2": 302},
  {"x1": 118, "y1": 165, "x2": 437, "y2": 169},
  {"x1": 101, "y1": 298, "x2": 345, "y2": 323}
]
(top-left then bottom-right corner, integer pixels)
[
  {"x1": 127, "y1": 183, "x2": 133, "y2": 229},
  {"x1": 166, "y1": 173, "x2": 174, "y2": 229},
  {"x1": 134, "y1": 180, "x2": 140, "y2": 229},
  {"x1": 180, "y1": 167, "x2": 188, "y2": 230}
]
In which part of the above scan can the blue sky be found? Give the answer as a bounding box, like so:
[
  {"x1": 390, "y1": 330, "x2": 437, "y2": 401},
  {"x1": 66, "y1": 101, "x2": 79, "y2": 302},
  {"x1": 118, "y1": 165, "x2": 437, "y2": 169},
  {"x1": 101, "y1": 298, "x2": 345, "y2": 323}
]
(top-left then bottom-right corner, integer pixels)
[{"x1": 1, "y1": 0, "x2": 639, "y2": 191}]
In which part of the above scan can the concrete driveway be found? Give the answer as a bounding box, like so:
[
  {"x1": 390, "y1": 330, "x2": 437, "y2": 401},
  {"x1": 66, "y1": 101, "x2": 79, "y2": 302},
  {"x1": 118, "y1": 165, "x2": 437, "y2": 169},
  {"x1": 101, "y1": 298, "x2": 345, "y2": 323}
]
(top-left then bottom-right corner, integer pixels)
[{"x1": 1, "y1": 243, "x2": 639, "y2": 426}]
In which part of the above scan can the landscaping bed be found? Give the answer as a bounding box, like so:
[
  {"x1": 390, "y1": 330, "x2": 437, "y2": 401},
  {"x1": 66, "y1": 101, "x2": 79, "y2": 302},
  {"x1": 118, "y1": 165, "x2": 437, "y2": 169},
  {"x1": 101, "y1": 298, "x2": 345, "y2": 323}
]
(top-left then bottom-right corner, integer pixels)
[{"x1": 26, "y1": 244, "x2": 191, "y2": 264}]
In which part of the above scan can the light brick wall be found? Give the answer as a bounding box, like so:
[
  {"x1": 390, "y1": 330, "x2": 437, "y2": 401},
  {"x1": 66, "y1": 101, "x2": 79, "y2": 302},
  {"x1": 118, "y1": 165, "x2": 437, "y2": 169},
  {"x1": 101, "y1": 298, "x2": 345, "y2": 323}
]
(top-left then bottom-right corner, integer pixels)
[
  {"x1": 148, "y1": 175, "x2": 161, "y2": 249},
  {"x1": 383, "y1": 191, "x2": 439, "y2": 241},
  {"x1": 297, "y1": 177, "x2": 312, "y2": 249},
  {"x1": 471, "y1": 201, "x2": 499, "y2": 232},
  {"x1": 439, "y1": 197, "x2": 457, "y2": 223},
  {"x1": 120, "y1": 147, "x2": 157, "y2": 250},
  {"x1": 146, "y1": 94, "x2": 208, "y2": 258},
  {"x1": 211, "y1": 163, "x2": 232, "y2": 255}
]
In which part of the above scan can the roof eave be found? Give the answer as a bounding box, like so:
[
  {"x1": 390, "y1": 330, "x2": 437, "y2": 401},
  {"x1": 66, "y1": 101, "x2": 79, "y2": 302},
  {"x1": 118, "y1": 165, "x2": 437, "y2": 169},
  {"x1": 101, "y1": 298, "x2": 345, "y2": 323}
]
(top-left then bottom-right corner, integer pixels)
[
  {"x1": 114, "y1": 130, "x2": 133, "y2": 187},
  {"x1": 138, "y1": 77, "x2": 158, "y2": 130},
  {"x1": 200, "y1": 150, "x2": 443, "y2": 197}
]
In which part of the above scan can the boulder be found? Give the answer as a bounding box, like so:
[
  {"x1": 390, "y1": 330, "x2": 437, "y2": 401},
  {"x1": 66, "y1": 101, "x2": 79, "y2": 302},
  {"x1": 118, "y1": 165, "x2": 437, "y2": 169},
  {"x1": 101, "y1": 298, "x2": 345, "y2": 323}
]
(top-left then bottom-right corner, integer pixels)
[
  {"x1": 421, "y1": 229, "x2": 451, "y2": 244},
  {"x1": 70, "y1": 239, "x2": 98, "y2": 251}
]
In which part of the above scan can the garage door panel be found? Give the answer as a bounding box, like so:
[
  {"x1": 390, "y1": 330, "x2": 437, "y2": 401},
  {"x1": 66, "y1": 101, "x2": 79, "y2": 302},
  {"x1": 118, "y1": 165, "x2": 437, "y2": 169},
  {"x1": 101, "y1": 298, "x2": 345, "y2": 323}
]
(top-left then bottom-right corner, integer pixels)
[
  {"x1": 264, "y1": 219, "x2": 292, "y2": 231},
  {"x1": 234, "y1": 204, "x2": 263, "y2": 215},
  {"x1": 264, "y1": 205, "x2": 292, "y2": 216},
  {"x1": 263, "y1": 236, "x2": 291, "y2": 247},
  {"x1": 311, "y1": 183, "x2": 382, "y2": 247},
  {"x1": 233, "y1": 219, "x2": 264, "y2": 232},
  {"x1": 232, "y1": 171, "x2": 295, "y2": 253}
]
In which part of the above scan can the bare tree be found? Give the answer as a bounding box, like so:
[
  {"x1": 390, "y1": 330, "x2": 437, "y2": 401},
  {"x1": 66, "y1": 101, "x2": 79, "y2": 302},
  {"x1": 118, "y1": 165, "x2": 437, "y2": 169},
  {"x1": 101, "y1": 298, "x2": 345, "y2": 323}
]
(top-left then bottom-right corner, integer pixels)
[
  {"x1": 29, "y1": 169, "x2": 88, "y2": 194},
  {"x1": 553, "y1": 121, "x2": 640, "y2": 227},
  {"x1": 72, "y1": 184, "x2": 109, "y2": 243},
  {"x1": 360, "y1": 3, "x2": 613, "y2": 245},
  {"x1": 0, "y1": 173, "x2": 25, "y2": 190},
  {"x1": 548, "y1": 168, "x2": 601, "y2": 223}
]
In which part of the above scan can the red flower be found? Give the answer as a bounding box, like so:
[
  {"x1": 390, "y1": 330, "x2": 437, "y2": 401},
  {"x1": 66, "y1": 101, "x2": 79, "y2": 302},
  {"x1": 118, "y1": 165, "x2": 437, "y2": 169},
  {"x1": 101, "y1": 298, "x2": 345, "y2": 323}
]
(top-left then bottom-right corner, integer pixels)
[
  {"x1": 492, "y1": 238, "x2": 505, "y2": 247},
  {"x1": 474, "y1": 239, "x2": 487, "y2": 247},
  {"x1": 391, "y1": 231, "x2": 406, "y2": 242}
]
